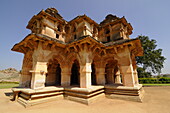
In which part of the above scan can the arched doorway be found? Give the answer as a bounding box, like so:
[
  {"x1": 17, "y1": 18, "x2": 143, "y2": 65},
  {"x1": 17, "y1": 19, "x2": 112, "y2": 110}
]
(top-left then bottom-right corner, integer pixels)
[
  {"x1": 71, "y1": 60, "x2": 80, "y2": 86},
  {"x1": 105, "y1": 60, "x2": 120, "y2": 84},
  {"x1": 91, "y1": 63, "x2": 97, "y2": 85},
  {"x1": 105, "y1": 60, "x2": 115, "y2": 84},
  {"x1": 46, "y1": 60, "x2": 61, "y2": 86},
  {"x1": 105, "y1": 64, "x2": 110, "y2": 84},
  {"x1": 56, "y1": 64, "x2": 61, "y2": 85}
]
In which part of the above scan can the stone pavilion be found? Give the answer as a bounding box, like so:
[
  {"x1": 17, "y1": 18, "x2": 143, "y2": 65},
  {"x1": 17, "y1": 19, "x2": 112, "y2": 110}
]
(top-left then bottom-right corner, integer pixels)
[{"x1": 12, "y1": 8, "x2": 144, "y2": 107}]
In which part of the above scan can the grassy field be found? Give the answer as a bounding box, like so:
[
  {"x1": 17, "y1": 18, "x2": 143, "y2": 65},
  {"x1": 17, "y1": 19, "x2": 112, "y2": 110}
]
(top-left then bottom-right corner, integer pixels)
[
  {"x1": 142, "y1": 84, "x2": 170, "y2": 86},
  {"x1": 0, "y1": 83, "x2": 170, "y2": 89},
  {"x1": 0, "y1": 83, "x2": 19, "y2": 89}
]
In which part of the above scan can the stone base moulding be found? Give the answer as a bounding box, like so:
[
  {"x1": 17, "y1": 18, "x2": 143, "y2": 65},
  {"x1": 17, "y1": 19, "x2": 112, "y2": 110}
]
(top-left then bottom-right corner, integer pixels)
[
  {"x1": 64, "y1": 86, "x2": 105, "y2": 105},
  {"x1": 105, "y1": 84, "x2": 144, "y2": 102},
  {"x1": 12, "y1": 86, "x2": 64, "y2": 107},
  {"x1": 12, "y1": 84, "x2": 144, "y2": 107}
]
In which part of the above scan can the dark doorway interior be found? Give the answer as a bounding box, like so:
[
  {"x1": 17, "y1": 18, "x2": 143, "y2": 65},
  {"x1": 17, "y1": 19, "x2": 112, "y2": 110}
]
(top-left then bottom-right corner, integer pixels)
[
  {"x1": 105, "y1": 64, "x2": 110, "y2": 84},
  {"x1": 56, "y1": 64, "x2": 61, "y2": 85},
  {"x1": 71, "y1": 60, "x2": 80, "y2": 86},
  {"x1": 91, "y1": 63, "x2": 97, "y2": 85},
  {"x1": 46, "y1": 62, "x2": 61, "y2": 86},
  {"x1": 107, "y1": 36, "x2": 111, "y2": 42}
]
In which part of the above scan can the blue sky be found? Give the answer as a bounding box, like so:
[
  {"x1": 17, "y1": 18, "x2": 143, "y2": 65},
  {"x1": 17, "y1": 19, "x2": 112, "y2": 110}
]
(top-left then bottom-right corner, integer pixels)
[{"x1": 0, "y1": 0, "x2": 170, "y2": 74}]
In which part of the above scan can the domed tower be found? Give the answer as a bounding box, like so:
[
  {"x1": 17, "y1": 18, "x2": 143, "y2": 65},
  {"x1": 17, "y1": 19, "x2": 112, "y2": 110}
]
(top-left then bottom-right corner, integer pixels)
[
  {"x1": 65, "y1": 15, "x2": 99, "y2": 43},
  {"x1": 26, "y1": 8, "x2": 67, "y2": 42},
  {"x1": 99, "y1": 14, "x2": 133, "y2": 43}
]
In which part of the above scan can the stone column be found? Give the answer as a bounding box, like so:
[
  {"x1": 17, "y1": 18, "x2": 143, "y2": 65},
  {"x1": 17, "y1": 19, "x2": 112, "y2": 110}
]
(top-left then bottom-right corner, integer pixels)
[
  {"x1": 119, "y1": 65, "x2": 135, "y2": 87},
  {"x1": 61, "y1": 66, "x2": 71, "y2": 86},
  {"x1": 80, "y1": 63, "x2": 92, "y2": 88},
  {"x1": 19, "y1": 52, "x2": 33, "y2": 88},
  {"x1": 133, "y1": 69, "x2": 139, "y2": 85},
  {"x1": 30, "y1": 62, "x2": 48, "y2": 89},
  {"x1": 115, "y1": 70, "x2": 121, "y2": 84},
  {"x1": 118, "y1": 46, "x2": 135, "y2": 87},
  {"x1": 95, "y1": 67, "x2": 105, "y2": 85}
]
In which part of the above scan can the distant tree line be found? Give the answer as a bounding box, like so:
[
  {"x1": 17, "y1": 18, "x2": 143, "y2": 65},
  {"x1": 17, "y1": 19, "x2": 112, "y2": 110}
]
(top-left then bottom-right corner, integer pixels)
[{"x1": 139, "y1": 77, "x2": 170, "y2": 84}]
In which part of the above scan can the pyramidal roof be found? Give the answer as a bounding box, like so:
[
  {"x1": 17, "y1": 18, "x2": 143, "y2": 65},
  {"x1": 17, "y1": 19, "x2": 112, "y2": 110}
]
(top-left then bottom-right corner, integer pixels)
[
  {"x1": 100, "y1": 14, "x2": 120, "y2": 26},
  {"x1": 44, "y1": 8, "x2": 63, "y2": 19}
]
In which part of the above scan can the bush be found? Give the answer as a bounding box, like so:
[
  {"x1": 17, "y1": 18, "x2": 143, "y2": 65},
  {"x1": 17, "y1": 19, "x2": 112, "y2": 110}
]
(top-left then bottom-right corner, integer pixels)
[{"x1": 139, "y1": 77, "x2": 170, "y2": 84}]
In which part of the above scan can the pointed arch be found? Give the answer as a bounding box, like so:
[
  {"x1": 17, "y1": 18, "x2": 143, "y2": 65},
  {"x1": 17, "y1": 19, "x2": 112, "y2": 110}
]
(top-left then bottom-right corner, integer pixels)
[
  {"x1": 46, "y1": 58, "x2": 61, "y2": 86},
  {"x1": 91, "y1": 62, "x2": 97, "y2": 85},
  {"x1": 70, "y1": 59, "x2": 80, "y2": 86},
  {"x1": 66, "y1": 52, "x2": 80, "y2": 66}
]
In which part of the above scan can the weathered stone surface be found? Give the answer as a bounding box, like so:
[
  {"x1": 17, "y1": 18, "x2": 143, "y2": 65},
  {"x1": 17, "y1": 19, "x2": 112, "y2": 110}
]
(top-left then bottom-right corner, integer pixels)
[{"x1": 11, "y1": 8, "x2": 144, "y2": 105}]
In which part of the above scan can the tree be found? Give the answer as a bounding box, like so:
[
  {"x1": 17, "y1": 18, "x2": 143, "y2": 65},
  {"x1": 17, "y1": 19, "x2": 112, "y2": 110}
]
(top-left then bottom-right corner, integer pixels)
[{"x1": 136, "y1": 35, "x2": 166, "y2": 78}]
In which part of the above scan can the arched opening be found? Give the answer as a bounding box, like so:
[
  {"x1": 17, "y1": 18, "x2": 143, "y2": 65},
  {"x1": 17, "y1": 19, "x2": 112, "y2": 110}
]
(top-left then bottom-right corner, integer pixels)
[
  {"x1": 58, "y1": 25, "x2": 61, "y2": 32},
  {"x1": 105, "y1": 60, "x2": 115, "y2": 84},
  {"x1": 105, "y1": 60, "x2": 120, "y2": 85},
  {"x1": 71, "y1": 60, "x2": 80, "y2": 86},
  {"x1": 74, "y1": 35, "x2": 77, "y2": 39},
  {"x1": 107, "y1": 36, "x2": 111, "y2": 42},
  {"x1": 46, "y1": 60, "x2": 61, "y2": 86},
  {"x1": 56, "y1": 64, "x2": 61, "y2": 85},
  {"x1": 73, "y1": 26, "x2": 76, "y2": 32},
  {"x1": 56, "y1": 34, "x2": 59, "y2": 39},
  {"x1": 91, "y1": 63, "x2": 97, "y2": 85},
  {"x1": 105, "y1": 64, "x2": 110, "y2": 84}
]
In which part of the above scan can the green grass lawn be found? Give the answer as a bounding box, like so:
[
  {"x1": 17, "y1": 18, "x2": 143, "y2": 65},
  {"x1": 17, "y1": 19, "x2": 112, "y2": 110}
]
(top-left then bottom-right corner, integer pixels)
[
  {"x1": 0, "y1": 83, "x2": 19, "y2": 89},
  {"x1": 0, "y1": 83, "x2": 170, "y2": 89},
  {"x1": 142, "y1": 84, "x2": 170, "y2": 86}
]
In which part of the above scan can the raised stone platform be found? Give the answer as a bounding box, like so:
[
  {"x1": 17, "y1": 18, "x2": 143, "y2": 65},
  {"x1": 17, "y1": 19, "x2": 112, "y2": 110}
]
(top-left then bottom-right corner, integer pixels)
[
  {"x1": 12, "y1": 84, "x2": 144, "y2": 107},
  {"x1": 12, "y1": 86, "x2": 105, "y2": 107},
  {"x1": 12, "y1": 86, "x2": 64, "y2": 107},
  {"x1": 105, "y1": 84, "x2": 144, "y2": 102},
  {"x1": 64, "y1": 86, "x2": 105, "y2": 104}
]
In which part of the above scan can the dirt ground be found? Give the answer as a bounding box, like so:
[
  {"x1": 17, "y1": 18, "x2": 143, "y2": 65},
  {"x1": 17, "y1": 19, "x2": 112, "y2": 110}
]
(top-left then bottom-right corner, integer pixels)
[{"x1": 0, "y1": 87, "x2": 170, "y2": 113}]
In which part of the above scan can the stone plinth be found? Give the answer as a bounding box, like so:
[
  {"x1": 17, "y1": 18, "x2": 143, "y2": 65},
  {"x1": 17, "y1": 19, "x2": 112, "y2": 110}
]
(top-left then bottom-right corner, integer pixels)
[
  {"x1": 12, "y1": 86, "x2": 64, "y2": 107},
  {"x1": 64, "y1": 86, "x2": 105, "y2": 104},
  {"x1": 105, "y1": 84, "x2": 144, "y2": 102}
]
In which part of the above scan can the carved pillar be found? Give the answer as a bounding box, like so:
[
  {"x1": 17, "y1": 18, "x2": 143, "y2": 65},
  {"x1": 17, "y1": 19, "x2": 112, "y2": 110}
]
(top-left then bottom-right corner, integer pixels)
[
  {"x1": 95, "y1": 67, "x2": 105, "y2": 85},
  {"x1": 132, "y1": 54, "x2": 139, "y2": 85},
  {"x1": 80, "y1": 63, "x2": 92, "y2": 88},
  {"x1": 118, "y1": 46, "x2": 135, "y2": 87},
  {"x1": 30, "y1": 62, "x2": 48, "y2": 89},
  {"x1": 119, "y1": 65, "x2": 135, "y2": 87},
  {"x1": 20, "y1": 51, "x2": 33, "y2": 88},
  {"x1": 94, "y1": 61, "x2": 105, "y2": 85},
  {"x1": 61, "y1": 66, "x2": 71, "y2": 86},
  {"x1": 78, "y1": 43, "x2": 93, "y2": 88},
  {"x1": 133, "y1": 69, "x2": 139, "y2": 85}
]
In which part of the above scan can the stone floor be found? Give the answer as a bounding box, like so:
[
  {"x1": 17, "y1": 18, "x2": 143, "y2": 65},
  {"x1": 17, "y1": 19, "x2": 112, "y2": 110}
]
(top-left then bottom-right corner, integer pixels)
[{"x1": 0, "y1": 86, "x2": 170, "y2": 113}]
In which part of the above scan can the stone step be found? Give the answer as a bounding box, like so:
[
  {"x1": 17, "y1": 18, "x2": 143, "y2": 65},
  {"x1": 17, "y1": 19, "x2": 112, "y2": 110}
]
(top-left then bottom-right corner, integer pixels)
[
  {"x1": 106, "y1": 92, "x2": 139, "y2": 96},
  {"x1": 65, "y1": 93, "x2": 105, "y2": 105},
  {"x1": 20, "y1": 93, "x2": 30, "y2": 100},
  {"x1": 17, "y1": 97, "x2": 29, "y2": 107},
  {"x1": 65, "y1": 89, "x2": 104, "y2": 99},
  {"x1": 105, "y1": 90, "x2": 139, "y2": 95},
  {"x1": 18, "y1": 94, "x2": 63, "y2": 107},
  {"x1": 31, "y1": 91, "x2": 63, "y2": 99}
]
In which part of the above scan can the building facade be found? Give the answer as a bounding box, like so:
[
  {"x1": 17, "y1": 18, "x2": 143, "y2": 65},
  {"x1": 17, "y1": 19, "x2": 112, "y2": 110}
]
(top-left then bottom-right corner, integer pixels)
[{"x1": 12, "y1": 8, "x2": 144, "y2": 106}]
